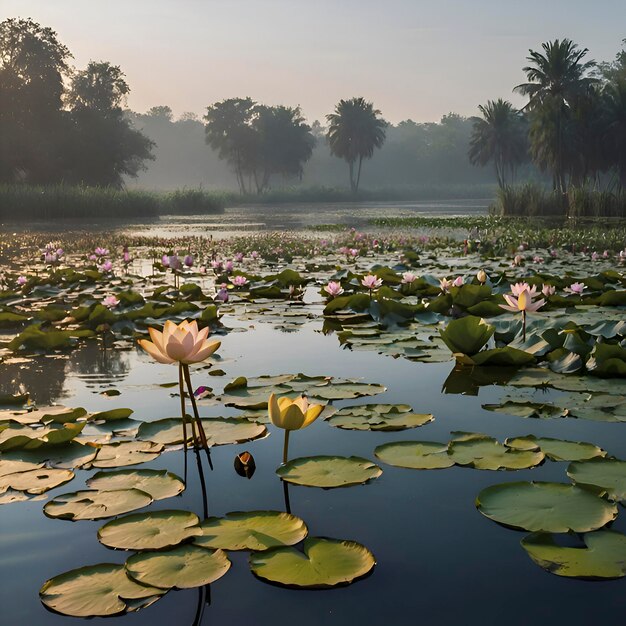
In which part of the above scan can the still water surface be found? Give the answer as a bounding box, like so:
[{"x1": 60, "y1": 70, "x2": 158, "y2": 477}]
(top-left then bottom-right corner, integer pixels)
[{"x1": 2, "y1": 315, "x2": 625, "y2": 626}]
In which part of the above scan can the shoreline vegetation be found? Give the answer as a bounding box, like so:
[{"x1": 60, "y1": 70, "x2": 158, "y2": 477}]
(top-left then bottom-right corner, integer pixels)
[{"x1": 0, "y1": 183, "x2": 498, "y2": 221}]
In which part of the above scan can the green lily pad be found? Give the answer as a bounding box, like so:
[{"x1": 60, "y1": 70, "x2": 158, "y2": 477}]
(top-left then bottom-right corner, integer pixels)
[
  {"x1": 98, "y1": 510, "x2": 202, "y2": 550},
  {"x1": 0, "y1": 422, "x2": 85, "y2": 451},
  {"x1": 249, "y1": 537, "x2": 375, "y2": 589},
  {"x1": 92, "y1": 441, "x2": 163, "y2": 468},
  {"x1": 567, "y1": 458, "x2": 626, "y2": 502},
  {"x1": 2, "y1": 442, "x2": 98, "y2": 469},
  {"x1": 44, "y1": 488, "x2": 153, "y2": 521},
  {"x1": 476, "y1": 481, "x2": 618, "y2": 532},
  {"x1": 521, "y1": 531, "x2": 626, "y2": 579},
  {"x1": 0, "y1": 458, "x2": 43, "y2": 476},
  {"x1": 305, "y1": 382, "x2": 386, "y2": 401},
  {"x1": 276, "y1": 456, "x2": 382, "y2": 489},
  {"x1": 374, "y1": 441, "x2": 454, "y2": 469},
  {"x1": 125, "y1": 545, "x2": 231, "y2": 589},
  {"x1": 138, "y1": 417, "x2": 266, "y2": 447},
  {"x1": 448, "y1": 433, "x2": 544, "y2": 470},
  {"x1": 326, "y1": 405, "x2": 433, "y2": 431},
  {"x1": 505, "y1": 436, "x2": 606, "y2": 462},
  {"x1": 89, "y1": 408, "x2": 133, "y2": 422},
  {"x1": 87, "y1": 469, "x2": 184, "y2": 500},
  {"x1": 482, "y1": 401, "x2": 568, "y2": 419},
  {"x1": 439, "y1": 315, "x2": 495, "y2": 356},
  {"x1": 0, "y1": 467, "x2": 74, "y2": 495},
  {"x1": 194, "y1": 511, "x2": 308, "y2": 551},
  {"x1": 40, "y1": 563, "x2": 164, "y2": 617}
]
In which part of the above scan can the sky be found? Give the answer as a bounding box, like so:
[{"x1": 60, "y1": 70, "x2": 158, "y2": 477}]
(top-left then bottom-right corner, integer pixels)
[{"x1": 3, "y1": 0, "x2": 626, "y2": 124}]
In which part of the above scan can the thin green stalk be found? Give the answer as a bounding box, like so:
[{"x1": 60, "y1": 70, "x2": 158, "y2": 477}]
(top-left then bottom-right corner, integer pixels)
[
  {"x1": 178, "y1": 363, "x2": 189, "y2": 480},
  {"x1": 182, "y1": 363, "x2": 214, "y2": 470},
  {"x1": 282, "y1": 430, "x2": 290, "y2": 465}
]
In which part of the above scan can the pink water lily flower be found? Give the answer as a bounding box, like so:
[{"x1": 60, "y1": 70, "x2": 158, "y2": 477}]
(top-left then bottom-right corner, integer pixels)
[
  {"x1": 162, "y1": 255, "x2": 170, "y2": 267},
  {"x1": 216, "y1": 283, "x2": 229, "y2": 302},
  {"x1": 439, "y1": 277, "x2": 453, "y2": 293},
  {"x1": 94, "y1": 247, "x2": 109, "y2": 257},
  {"x1": 324, "y1": 281, "x2": 344, "y2": 297},
  {"x1": 565, "y1": 282, "x2": 586, "y2": 295},
  {"x1": 231, "y1": 275, "x2": 249, "y2": 288},
  {"x1": 500, "y1": 288, "x2": 545, "y2": 341},
  {"x1": 542, "y1": 284, "x2": 556, "y2": 297},
  {"x1": 102, "y1": 295, "x2": 119, "y2": 309},
  {"x1": 102, "y1": 260, "x2": 113, "y2": 272},
  {"x1": 250, "y1": 251, "x2": 259, "y2": 260},
  {"x1": 500, "y1": 290, "x2": 545, "y2": 313},
  {"x1": 139, "y1": 320, "x2": 220, "y2": 365},
  {"x1": 510, "y1": 282, "x2": 537, "y2": 298},
  {"x1": 17, "y1": 276, "x2": 27, "y2": 286},
  {"x1": 224, "y1": 261, "x2": 234, "y2": 273},
  {"x1": 361, "y1": 275, "x2": 383, "y2": 290},
  {"x1": 452, "y1": 276, "x2": 464, "y2": 288},
  {"x1": 234, "y1": 252, "x2": 244, "y2": 262},
  {"x1": 184, "y1": 254, "x2": 194, "y2": 267},
  {"x1": 401, "y1": 272, "x2": 417, "y2": 284},
  {"x1": 211, "y1": 260, "x2": 223, "y2": 271}
]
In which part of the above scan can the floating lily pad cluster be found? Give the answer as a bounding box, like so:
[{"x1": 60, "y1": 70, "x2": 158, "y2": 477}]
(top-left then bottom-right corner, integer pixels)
[
  {"x1": 475, "y1": 454, "x2": 626, "y2": 579},
  {"x1": 40, "y1": 509, "x2": 376, "y2": 616},
  {"x1": 374, "y1": 432, "x2": 605, "y2": 471}
]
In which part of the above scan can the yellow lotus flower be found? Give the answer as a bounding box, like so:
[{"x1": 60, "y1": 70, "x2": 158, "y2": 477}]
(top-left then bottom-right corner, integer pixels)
[
  {"x1": 138, "y1": 320, "x2": 220, "y2": 364},
  {"x1": 268, "y1": 393, "x2": 324, "y2": 430}
]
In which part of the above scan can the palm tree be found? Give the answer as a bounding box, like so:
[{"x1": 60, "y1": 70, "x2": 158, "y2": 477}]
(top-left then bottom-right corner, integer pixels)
[
  {"x1": 602, "y1": 79, "x2": 626, "y2": 187},
  {"x1": 326, "y1": 97, "x2": 387, "y2": 193},
  {"x1": 468, "y1": 99, "x2": 528, "y2": 188},
  {"x1": 514, "y1": 39, "x2": 596, "y2": 192}
]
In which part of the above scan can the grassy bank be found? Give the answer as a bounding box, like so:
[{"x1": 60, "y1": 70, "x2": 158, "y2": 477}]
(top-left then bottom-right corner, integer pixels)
[
  {"x1": 0, "y1": 185, "x2": 226, "y2": 220},
  {"x1": 224, "y1": 183, "x2": 497, "y2": 205},
  {"x1": 492, "y1": 184, "x2": 626, "y2": 218}
]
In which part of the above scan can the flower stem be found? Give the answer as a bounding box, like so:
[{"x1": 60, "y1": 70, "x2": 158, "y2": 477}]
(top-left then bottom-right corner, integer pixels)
[
  {"x1": 282, "y1": 430, "x2": 290, "y2": 465},
  {"x1": 182, "y1": 363, "x2": 214, "y2": 470},
  {"x1": 522, "y1": 310, "x2": 527, "y2": 342},
  {"x1": 178, "y1": 363, "x2": 188, "y2": 481}
]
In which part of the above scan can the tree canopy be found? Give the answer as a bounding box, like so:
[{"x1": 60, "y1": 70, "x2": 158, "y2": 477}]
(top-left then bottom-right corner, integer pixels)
[{"x1": 0, "y1": 18, "x2": 153, "y2": 187}]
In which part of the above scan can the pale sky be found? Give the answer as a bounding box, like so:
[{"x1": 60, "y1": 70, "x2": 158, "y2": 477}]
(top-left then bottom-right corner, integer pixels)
[{"x1": 4, "y1": 0, "x2": 625, "y2": 123}]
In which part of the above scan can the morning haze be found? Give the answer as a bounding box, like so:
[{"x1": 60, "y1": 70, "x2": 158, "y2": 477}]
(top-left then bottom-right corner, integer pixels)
[{"x1": 4, "y1": 0, "x2": 625, "y2": 122}]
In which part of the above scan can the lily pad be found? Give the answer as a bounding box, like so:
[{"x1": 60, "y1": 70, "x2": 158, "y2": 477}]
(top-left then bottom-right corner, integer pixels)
[
  {"x1": 326, "y1": 405, "x2": 433, "y2": 431},
  {"x1": 249, "y1": 537, "x2": 375, "y2": 589},
  {"x1": 125, "y1": 545, "x2": 231, "y2": 589},
  {"x1": 0, "y1": 467, "x2": 74, "y2": 495},
  {"x1": 138, "y1": 417, "x2": 266, "y2": 447},
  {"x1": 91, "y1": 441, "x2": 163, "y2": 468},
  {"x1": 276, "y1": 456, "x2": 382, "y2": 488},
  {"x1": 2, "y1": 442, "x2": 98, "y2": 469},
  {"x1": 505, "y1": 436, "x2": 606, "y2": 462},
  {"x1": 521, "y1": 530, "x2": 626, "y2": 579},
  {"x1": 448, "y1": 433, "x2": 544, "y2": 471},
  {"x1": 482, "y1": 401, "x2": 568, "y2": 419},
  {"x1": 87, "y1": 469, "x2": 184, "y2": 500},
  {"x1": 98, "y1": 510, "x2": 201, "y2": 550},
  {"x1": 40, "y1": 563, "x2": 164, "y2": 617},
  {"x1": 374, "y1": 441, "x2": 454, "y2": 469},
  {"x1": 476, "y1": 481, "x2": 618, "y2": 532},
  {"x1": 44, "y1": 488, "x2": 153, "y2": 521},
  {"x1": 567, "y1": 458, "x2": 626, "y2": 502},
  {"x1": 194, "y1": 511, "x2": 308, "y2": 551}
]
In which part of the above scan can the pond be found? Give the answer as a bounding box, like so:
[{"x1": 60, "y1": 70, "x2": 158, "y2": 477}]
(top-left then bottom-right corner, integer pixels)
[{"x1": 1, "y1": 210, "x2": 625, "y2": 626}]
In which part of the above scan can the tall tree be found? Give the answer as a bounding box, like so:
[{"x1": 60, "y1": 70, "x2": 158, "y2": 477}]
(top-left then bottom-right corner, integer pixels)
[
  {"x1": 203, "y1": 98, "x2": 257, "y2": 193},
  {"x1": 252, "y1": 105, "x2": 315, "y2": 192},
  {"x1": 0, "y1": 17, "x2": 72, "y2": 182},
  {"x1": 66, "y1": 61, "x2": 154, "y2": 187},
  {"x1": 514, "y1": 39, "x2": 597, "y2": 192},
  {"x1": 602, "y1": 78, "x2": 626, "y2": 187},
  {"x1": 204, "y1": 99, "x2": 315, "y2": 193},
  {"x1": 468, "y1": 99, "x2": 528, "y2": 188},
  {"x1": 326, "y1": 97, "x2": 387, "y2": 193}
]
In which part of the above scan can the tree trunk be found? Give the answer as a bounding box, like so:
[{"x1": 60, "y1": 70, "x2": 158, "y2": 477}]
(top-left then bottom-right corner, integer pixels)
[
  {"x1": 348, "y1": 160, "x2": 356, "y2": 193},
  {"x1": 355, "y1": 155, "x2": 364, "y2": 193}
]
